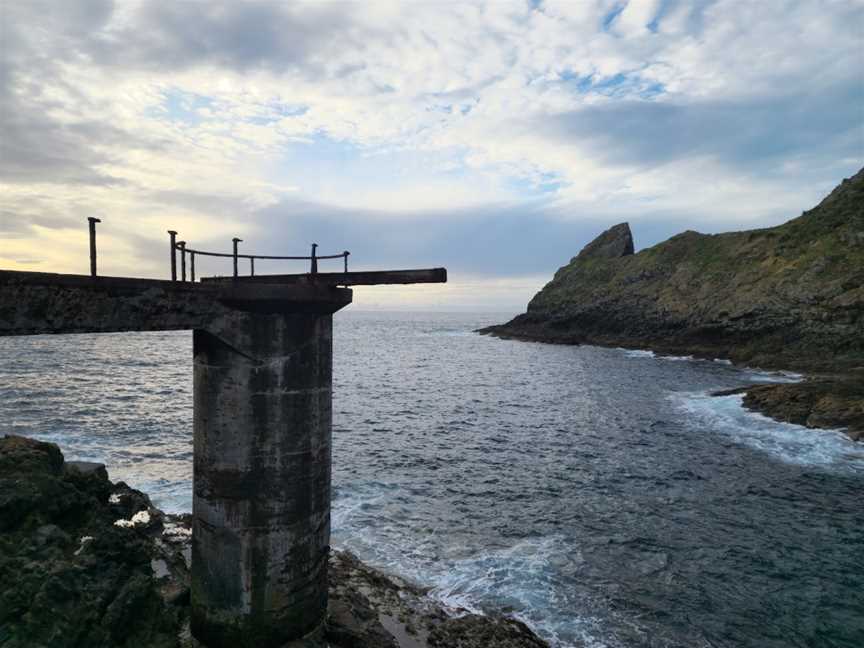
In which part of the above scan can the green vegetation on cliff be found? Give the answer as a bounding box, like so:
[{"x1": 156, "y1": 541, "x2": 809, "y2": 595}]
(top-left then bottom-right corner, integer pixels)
[{"x1": 485, "y1": 168, "x2": 864, "y2": 371}]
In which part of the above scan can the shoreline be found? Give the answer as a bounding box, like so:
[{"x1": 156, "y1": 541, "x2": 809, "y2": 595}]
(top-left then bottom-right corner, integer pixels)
[
  {"x1": 0, "y1": 435, "x2": 550, "y2": 648},
  {"x1": 477, "y1": 327, "x2": 864, "y2": 442}
]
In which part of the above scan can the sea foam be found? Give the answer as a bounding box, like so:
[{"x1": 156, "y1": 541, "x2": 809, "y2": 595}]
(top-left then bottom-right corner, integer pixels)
[{"x1": 673, "y1": 392, "x2": 864, "y2": 474}]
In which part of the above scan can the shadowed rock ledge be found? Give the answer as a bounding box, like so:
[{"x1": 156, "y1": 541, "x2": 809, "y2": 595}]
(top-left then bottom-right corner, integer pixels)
[{"x1": 0, "y1": 435, "x2": 550, "y2": 648}]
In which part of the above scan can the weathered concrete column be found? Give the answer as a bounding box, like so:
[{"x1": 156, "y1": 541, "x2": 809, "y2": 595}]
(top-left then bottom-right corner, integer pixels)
[{"x1": 191, "y1": 304, "x2": 344, "y2": 647}]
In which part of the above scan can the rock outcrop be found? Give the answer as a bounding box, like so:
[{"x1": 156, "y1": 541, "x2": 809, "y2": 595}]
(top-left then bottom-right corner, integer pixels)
[
  {"x1": 0, "y1": 436, "x2": 550, "y2": 648},
  {"x1": 713, "y1": 371, "x2": 864, "y2": 440},
  {"x1": 481, "y1": 168, "x2": 864, "y2": 373},
  {"x1": 575, "y1": 222, "x2": 634, "y2": 261},
  {"x1": 0, "y1": 435, "x2": 187, "y2": 648}
]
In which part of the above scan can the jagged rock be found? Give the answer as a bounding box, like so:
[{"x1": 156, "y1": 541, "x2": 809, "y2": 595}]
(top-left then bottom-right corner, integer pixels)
[
  {"x1": 428, "y1": 616, "x2": 548, "y2": 647},
  {"x1": 740, "y1": 374, "x2": 864, "y2": 440},
  {"x1": 576, "y1": 222, "x2": 634, "y2": 261},
  {"x1": 0, "y1": 435, "x2": 187, "y2": 648},
  {"x1": 65, "y1": 461, "x2": 109, "y2": 481}
]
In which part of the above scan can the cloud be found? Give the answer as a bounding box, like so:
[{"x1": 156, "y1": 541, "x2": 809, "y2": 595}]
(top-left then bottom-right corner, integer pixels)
[
  {"x1": 538, "y1": 81, "x2": 864, "y2": 189},
  {"x1": 0, "y1": 0, "x2": 861, "y2": 307},
  {"x1": 95, "y1": 2, "x2": 354, "y2": 75}
]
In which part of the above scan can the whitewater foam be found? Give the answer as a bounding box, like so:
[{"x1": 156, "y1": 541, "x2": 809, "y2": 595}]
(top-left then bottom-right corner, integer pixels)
[
  {"x1": 332, "y1": 484, "x2": 613, "y2": 648},
  {"x1": 617, "y1": 348, "x2": 698, "y2": 363},
  {"x1": 673, "y1": 392, "x2": 863, "y2": 473},
  {"x1": 740, "y1": 369, "x2": 805, "y2": 383},
  {"x1": 618, "y1": 348, "x2": 656, "y2": 359}
]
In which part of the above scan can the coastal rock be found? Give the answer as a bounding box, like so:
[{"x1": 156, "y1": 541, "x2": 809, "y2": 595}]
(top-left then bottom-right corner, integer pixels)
[
  {"x1": 319, "y1": 550, "x2": 553, "y2": 648},
  {"x1": 740, "y1": 375, "x2": 864, "y2": 441},
  {"x1": 1, "y1": 436, "x2": 550, "y2": 648},
  {"x1": 0, "y1": 435, "x2": 186, "y2": 648},
  {"x1": 428, "y1": 616, "x2": 548, "y2": 647},
  {"x1": 575, "y1": 222, "x2": 634, "y2": 261},
  {"x1": 481, "y1": 168, "x2": 864, "y2": 373}
]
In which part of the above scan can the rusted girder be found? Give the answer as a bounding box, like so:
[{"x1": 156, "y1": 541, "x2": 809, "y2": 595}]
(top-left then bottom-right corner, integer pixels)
[{"x1": 202, "y1": 267, "x2": 447, "y2": 286}]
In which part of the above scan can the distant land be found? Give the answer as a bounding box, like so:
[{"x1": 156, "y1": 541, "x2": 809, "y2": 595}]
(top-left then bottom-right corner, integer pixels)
[{"x1": 481, "y1": 168, "x2": 864, "y2": 439}]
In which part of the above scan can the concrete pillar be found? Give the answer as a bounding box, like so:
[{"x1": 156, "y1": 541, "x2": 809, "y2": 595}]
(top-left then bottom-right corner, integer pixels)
[{"x1": 191, "y1": 310, "x2": 334, "y2": 647}]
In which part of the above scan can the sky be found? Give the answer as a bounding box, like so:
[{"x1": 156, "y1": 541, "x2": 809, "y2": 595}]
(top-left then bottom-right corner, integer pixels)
[{"x1": 1, "y1": 0, "x2": 862, "y2": 311}]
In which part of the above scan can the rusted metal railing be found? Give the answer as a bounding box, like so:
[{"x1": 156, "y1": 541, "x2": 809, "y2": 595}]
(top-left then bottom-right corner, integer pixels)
[
  {"x1": 168, "y1": 230, "x2": 178, "y2": 281},
  {"x1": 87, "y1": 217, "x2": 101, "y2": 277},
  {"x1": 83, "y1": 219, "x2": 350, "y2": 283},
  {"x1": 167, "y1": 232, "x2": 349, "y2": 282}
]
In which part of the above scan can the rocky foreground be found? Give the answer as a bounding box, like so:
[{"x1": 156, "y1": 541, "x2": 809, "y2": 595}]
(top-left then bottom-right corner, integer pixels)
[
  {"x1": 0, "y1": 435, "x2": 548, "y2": 648},
  {"x1": 481, "y1": 169, "x2": 864, "y2": 440}
]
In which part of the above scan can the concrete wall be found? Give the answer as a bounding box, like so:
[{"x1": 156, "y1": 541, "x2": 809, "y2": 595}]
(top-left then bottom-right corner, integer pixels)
[{"x1": 0, "y1": 270, "x2": 351, "y2": 336}]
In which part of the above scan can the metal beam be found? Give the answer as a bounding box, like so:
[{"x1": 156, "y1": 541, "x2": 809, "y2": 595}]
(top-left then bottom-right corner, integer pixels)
[{"x1": 201, "y1": 267, "x2": 447, "y2": 286}]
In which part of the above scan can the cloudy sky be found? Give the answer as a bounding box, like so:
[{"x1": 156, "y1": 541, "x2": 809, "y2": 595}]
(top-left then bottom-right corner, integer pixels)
[{"x1": 1, "y1": 0, "x2": 862, "y2": 310}]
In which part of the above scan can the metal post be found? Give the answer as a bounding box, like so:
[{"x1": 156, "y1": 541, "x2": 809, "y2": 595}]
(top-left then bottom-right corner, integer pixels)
[
  {"x1": 191, "y1": 252, "x2": 196, "y2": 283},
  {"x1": 87, "y1": 217, "x2": 101, "y2": 278},
  {"x1": 343, "y1": 251, "x2": 350, "y2": 273},
  {"x1": 310, "y1": 243, "x2": 318, "y2": 275},
  {"x1": 168, "y1": 231, "x2": 178, "y2": 281},
  {"x1": 250, "y1": 257, "x2": 255, "y2": 277},
  {"x1": 179, "y1": 242, "x2": 186, "y2": 282},
  {"x1": 232, "y1": 238, "x2": 242, "y2": 278}
]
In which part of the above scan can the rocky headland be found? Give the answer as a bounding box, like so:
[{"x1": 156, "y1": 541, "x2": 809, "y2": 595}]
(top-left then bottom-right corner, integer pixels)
[
  {"x1": 0, "y1": 435, "x2": 548, "y2": 648},
  {"x1": 480, "y1": 168, "x2": 864, "y2": 440}
]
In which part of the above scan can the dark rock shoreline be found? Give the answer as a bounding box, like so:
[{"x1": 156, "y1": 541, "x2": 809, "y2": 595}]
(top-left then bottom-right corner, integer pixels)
[
  {"x1": 0, "y1": 435, "x2": 549, "y2": 648},
  {"x1": 712, "y1": 371, "x2": 864, "y2": 441}
]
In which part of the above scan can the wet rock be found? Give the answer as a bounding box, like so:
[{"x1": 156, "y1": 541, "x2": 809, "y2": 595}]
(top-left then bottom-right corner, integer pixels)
[
  {"x1": 428, "y1": 616, "x2": 549, "y2": 648},
  {"x1": 65, "y1": 460, "x2": 109, "y2": 480},
  {"x1": 326, "y1": 596, "x2": 399, "y2": 648},
  {"x1": 323, "y1": 550, "x2": 551, "y2": 648},
  {"x1": 738, "y1": 374, "x2": 864, "y2": 441},
  {"x1": 710, "y1": 386, "x2": 750, "y2": 397}
]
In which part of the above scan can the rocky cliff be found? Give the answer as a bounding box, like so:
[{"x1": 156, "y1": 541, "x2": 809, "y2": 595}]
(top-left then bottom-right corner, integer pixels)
[{"x1": 482, "y1": 168, "x2": 864, "y2": 372}]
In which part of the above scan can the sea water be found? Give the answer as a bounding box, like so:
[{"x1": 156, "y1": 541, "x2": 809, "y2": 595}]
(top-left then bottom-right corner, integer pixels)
[{"x1": 1, "y1": 311, "x2": 862, "y2": 648}]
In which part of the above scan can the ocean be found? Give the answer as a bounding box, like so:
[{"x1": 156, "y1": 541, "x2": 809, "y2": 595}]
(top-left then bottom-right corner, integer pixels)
[{"x1": 1, "y1": 311, "x2": 862, "y2": 648}]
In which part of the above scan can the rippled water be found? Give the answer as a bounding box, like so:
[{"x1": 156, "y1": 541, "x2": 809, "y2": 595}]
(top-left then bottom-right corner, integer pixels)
[{"x1": 1, "y1": 312, "x2": 862, "y2": 648}]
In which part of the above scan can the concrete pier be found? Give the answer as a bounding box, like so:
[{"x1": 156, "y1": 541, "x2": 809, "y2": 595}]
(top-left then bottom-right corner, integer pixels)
[
  {"x1": 191, "y1": 309, "x2": 340, "y2": 646},
  {"x1": 0, "y1": 266, "x2": 445, "y2": 646}
]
